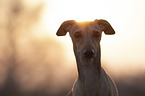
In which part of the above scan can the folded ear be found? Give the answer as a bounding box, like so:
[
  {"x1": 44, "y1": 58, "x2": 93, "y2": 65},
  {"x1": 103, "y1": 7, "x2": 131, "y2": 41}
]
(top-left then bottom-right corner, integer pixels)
[
  {"x1": 56, "y1": 20, "x2": 76, "y2": 36},
  {"x1": 95, "y1": 19, "x2": 115, "y2": 35}
]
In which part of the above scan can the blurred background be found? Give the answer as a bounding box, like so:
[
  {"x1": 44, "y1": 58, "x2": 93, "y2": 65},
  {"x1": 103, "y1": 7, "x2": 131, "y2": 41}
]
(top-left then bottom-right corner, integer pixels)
[{"x1": 0, "y1": 0, "x2": 145, "y2": 96}]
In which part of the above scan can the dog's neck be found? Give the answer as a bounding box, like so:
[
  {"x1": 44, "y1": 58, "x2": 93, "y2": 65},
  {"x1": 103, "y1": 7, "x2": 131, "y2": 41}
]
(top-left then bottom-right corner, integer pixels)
[{"x1": 73, "y1": 46, "x2": 102, "y2": 95}]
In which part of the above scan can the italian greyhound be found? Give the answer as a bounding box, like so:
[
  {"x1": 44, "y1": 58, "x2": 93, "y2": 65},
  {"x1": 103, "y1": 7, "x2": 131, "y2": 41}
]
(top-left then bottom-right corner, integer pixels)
[{"x1": 56, "y1": 19, "x2": 118, "y2": 96}]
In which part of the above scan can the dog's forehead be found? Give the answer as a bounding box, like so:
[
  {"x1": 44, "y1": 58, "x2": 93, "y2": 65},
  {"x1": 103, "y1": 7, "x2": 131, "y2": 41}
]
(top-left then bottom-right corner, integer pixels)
[{"x1": 71, "y1": 21, "x2": 101, "y2": 32}]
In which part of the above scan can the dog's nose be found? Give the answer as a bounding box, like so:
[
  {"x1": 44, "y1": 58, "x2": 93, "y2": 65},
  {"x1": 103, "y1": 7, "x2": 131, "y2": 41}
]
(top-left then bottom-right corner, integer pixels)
[{"x1": 83, "y1": 49, "x2": 95, "y2": 58}]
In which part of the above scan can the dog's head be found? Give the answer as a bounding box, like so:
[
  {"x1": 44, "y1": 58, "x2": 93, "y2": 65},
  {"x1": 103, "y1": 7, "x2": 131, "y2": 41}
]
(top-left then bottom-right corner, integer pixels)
[{"x1": 56, "y1": 19, "x2": 115, "y2": 62}]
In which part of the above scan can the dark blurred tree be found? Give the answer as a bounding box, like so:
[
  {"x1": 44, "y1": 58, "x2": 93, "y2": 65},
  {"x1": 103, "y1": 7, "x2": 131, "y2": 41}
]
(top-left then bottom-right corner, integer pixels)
[{"x1": 0, "y1": 0, "x2": 44, "y2": 95}]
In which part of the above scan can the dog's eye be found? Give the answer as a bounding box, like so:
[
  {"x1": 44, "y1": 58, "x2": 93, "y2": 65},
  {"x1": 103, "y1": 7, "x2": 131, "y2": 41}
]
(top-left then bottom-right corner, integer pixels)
[
  {"x1": 74, "y1": 32, "x2": 81, "y2": 38},
  {"x1": 93, "y1": 31, "x2": 100, "y2": 38}
]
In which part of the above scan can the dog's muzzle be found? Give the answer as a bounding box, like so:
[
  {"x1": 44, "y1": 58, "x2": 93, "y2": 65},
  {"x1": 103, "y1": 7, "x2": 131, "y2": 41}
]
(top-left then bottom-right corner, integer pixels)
[{"x1": 83, "y1": 49, "x2": 95, "y2": 58}]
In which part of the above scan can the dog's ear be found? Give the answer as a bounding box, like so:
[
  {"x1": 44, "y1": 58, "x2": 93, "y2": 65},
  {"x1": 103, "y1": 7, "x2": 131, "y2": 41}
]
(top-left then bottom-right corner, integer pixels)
[
  {"x1": 95, "y1": 19, "x2": 115, "y2": 35},
  {"x1": 56, "y1": 20, "x2": 76, "y2": 36}
]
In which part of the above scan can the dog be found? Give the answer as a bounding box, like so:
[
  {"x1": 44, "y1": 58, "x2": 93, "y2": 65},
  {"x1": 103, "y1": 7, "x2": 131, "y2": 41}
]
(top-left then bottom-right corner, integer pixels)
[{"x1": 56, "y1": 19, "x2": 118, "y2": 96}]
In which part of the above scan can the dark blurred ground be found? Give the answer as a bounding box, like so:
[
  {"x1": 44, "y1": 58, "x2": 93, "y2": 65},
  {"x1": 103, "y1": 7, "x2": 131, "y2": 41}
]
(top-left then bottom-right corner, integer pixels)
[{"x1": 116, "y1": 74, "x2": 145, "y2": 96}]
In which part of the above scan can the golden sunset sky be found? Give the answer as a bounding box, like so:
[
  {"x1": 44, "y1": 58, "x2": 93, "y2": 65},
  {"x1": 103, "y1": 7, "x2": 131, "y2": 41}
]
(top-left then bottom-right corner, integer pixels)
[{"x1": 26, "y1": 0, "x2": 145, "y2": 77}]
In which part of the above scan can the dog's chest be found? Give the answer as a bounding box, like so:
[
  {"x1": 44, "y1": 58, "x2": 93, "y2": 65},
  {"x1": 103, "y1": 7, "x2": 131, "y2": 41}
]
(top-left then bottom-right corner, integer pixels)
[{"x1": 79, "y1": 69, "x2": 100, "y2": 96}]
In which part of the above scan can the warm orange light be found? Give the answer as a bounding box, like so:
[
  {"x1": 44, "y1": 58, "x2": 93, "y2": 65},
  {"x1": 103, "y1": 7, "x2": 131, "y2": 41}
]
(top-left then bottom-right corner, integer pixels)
[{"x1": 40, "y1": 0, "x2": 145, "y2": 76}]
